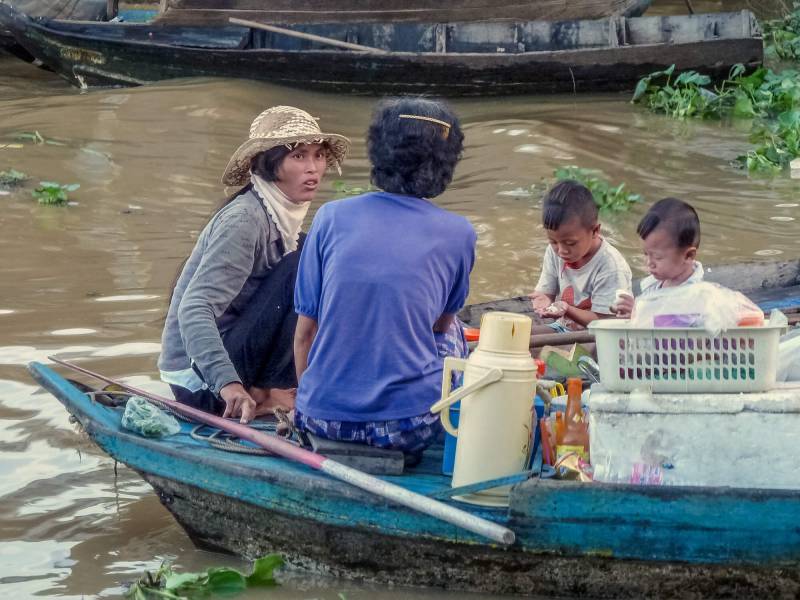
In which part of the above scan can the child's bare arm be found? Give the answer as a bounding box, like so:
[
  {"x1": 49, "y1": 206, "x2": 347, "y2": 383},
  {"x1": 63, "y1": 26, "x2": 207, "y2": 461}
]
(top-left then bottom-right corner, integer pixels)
[{"x1": 563, "y1": 304, "x2": 614, "y2": 327}]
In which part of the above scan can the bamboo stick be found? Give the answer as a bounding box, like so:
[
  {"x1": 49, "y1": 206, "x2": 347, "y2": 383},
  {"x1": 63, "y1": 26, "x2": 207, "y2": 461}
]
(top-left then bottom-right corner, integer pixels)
[{"x1": 229, "y1": 17, "x2": 388, "y2": 54}]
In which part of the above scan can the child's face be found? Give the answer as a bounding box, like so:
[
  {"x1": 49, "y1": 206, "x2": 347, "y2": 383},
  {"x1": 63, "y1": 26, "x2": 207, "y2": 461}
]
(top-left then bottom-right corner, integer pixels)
[
  {"x1": 545, "y1": 217, "x2": 600, "y2": 266},
  {"x1": 642, "y1": 228, "x2": 696, "y2": 281}
]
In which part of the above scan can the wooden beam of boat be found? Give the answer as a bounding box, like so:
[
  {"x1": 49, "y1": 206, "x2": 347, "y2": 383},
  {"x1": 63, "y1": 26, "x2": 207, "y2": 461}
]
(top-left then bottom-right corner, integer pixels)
[
  {"x1": 229, "y1": 17, "x2": 388, "y2": 54},
  {"x1": 531, "y1": 330, "x2": 595, "y2": 348}
]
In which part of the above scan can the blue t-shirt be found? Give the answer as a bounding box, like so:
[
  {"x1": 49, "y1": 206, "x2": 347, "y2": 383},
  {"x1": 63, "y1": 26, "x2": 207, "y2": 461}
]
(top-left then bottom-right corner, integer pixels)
[{"x1": 294, "y1": 191, "x2": 477, "y2": 421}]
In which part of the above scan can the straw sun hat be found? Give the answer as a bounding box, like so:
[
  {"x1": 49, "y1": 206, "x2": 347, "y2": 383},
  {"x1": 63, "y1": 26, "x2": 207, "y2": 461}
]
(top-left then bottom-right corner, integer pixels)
[{"x1": 222, "y1": 105, "x2": 351, "y2": 186}]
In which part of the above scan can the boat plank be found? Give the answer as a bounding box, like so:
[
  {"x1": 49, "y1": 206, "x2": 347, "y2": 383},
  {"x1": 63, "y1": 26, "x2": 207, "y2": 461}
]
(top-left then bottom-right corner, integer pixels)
[{"x1": 511, "y1": 478, "x2": 800, "y2": 564}]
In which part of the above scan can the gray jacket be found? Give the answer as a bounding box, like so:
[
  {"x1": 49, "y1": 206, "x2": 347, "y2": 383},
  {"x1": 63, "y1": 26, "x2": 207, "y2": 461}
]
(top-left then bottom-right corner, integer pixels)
[{"x1": 158, "y1": 189, "x2": 283, "y2": 394}]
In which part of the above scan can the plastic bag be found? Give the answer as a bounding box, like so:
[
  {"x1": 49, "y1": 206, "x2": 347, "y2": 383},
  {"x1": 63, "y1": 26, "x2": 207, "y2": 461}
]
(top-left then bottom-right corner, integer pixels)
[
  {"x1": 630, "y1": 282, "x2": 764, "y2": 335},
  {"x1": 121, "y1": 396, "x2": 181, "y2": 438},
  {"x1": 777, "y1": 326, "x2": 800, "y2": 383}
]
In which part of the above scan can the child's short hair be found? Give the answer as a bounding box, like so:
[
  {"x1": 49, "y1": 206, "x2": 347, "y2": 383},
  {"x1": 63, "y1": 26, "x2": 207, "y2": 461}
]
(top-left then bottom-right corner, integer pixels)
[
  {"x1": 637, "y1": 197, "x2": 701, "y2": 249},
  {"x1": 542, "y1": 180, "x2": 598, "y2": 230}
]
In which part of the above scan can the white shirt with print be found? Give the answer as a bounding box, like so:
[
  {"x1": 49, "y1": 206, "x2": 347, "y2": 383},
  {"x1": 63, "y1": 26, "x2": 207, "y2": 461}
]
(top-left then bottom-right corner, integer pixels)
[{"x1": 535, "y1": 239, "x2": 633, "y2": 329}]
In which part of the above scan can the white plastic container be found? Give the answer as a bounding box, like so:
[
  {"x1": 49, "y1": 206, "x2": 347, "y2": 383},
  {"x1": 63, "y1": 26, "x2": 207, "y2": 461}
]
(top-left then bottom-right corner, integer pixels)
[
  {"x1": 589, "y1": 384, "x2": 800, "y2": 489},
  {"x1": 588, "y1": 319, "x2": 784, "y2": 393}
]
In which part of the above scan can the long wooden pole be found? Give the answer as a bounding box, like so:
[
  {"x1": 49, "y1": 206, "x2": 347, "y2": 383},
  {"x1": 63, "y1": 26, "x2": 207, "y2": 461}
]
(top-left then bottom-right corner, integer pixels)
[
  {"x1": 229, "y1": 17, "x2": 388, "y2": 54},
  {"x1": 48, "y1": 357, "x2": 515, "y2": 546}
]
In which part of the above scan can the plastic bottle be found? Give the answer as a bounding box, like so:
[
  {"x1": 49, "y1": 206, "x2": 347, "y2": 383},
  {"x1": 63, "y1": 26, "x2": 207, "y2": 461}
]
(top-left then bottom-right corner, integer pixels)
[{"x1": 556, "y1": 377, "x2": 589, "y2": 462}]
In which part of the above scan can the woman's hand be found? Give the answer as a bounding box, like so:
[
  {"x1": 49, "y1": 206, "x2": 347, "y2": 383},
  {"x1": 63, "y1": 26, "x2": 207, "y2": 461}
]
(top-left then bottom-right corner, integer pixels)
[{"x1": 219, "y1": 382, "x2": 256, "y2": 423}]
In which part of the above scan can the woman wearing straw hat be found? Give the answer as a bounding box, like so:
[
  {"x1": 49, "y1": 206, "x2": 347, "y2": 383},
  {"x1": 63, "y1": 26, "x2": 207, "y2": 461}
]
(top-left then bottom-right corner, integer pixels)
[
  {"x1": 293, "y1": 98, "x2": 476, "y2": 459},
  {"x1": 158, "y1": 106, "x2": 349, "y2": 424}
]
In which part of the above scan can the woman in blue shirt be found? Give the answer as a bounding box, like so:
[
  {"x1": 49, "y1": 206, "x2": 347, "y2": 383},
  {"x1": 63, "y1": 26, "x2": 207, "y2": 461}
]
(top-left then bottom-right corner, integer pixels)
[{"x1": 293, "y1": 98, "x2": 476, "y2": 458}]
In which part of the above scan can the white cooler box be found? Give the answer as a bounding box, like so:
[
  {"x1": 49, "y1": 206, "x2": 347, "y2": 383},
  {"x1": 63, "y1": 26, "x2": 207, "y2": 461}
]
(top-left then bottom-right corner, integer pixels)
[{"x1": 589, "y1": 384, "x2": 800, "y2": 489}]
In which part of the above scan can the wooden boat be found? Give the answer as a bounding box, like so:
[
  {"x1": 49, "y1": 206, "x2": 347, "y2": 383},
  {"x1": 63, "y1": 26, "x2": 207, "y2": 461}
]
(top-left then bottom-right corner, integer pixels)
[
  {"x1": 154, "y1": 0, "x2": 653, "y2": 25},
  {"x1": 0, "y1": 0, "x2": 105, "y2": 57},
  {"x1": 0, "y1": 3, "x2": 762, "y2": 95},
  {"x1": 29, "y1": 258, "x2": 800, "y2": 597}
]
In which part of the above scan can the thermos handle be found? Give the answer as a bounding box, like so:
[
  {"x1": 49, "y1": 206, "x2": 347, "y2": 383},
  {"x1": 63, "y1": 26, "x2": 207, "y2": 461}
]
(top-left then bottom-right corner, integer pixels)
[{"x1": 430, "y1": 357, "x2": 503, "y2": 437}]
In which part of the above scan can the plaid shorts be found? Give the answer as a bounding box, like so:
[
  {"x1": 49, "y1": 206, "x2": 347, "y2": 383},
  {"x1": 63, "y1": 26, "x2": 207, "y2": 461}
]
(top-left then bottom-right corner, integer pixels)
[
  {"x1": 294, "y1": 410, "x2": 442, "y2": 454},
  {"x1": 294, "y1": 319, "x2": 468, "y2": 454}
]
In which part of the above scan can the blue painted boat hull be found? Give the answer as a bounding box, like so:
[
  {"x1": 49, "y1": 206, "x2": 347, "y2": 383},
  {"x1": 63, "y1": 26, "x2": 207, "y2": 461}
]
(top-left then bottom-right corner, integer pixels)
[{"x1": 28, "y1": 361, "x2": 800, "y2": 597}]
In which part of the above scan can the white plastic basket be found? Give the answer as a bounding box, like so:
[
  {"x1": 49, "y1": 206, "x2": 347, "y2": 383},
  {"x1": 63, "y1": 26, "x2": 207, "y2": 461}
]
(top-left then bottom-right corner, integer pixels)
[{"x1": 588, "y1": 319, "x2": 784, "y2": 393}]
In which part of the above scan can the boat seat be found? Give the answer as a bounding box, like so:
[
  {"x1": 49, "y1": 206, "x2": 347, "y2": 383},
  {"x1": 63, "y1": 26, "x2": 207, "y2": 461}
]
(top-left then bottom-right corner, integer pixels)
[{"x1": 305, "y1": 433, "x2": 405, "y2": 475}]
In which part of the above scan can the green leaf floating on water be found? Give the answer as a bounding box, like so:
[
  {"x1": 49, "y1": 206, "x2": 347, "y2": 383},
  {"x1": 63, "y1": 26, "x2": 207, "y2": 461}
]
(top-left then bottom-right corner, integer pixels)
[
  {"x1": 0, "y1": 169, "x2": 27, "y2": 186},
  {"x1": 31, "y1": 181, "x2": 80, "y2": 205},
  {"x1": 127, "y1": 554, "x2": 283, "y2": 599},
  {"x1": 554, "y1": 166, "x2": 642, "y2": 212}
]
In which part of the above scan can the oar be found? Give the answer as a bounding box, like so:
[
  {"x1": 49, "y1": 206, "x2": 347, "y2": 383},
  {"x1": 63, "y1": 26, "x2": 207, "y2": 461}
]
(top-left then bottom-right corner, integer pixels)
[
  {"x1": 48, "y1": 357, "x2": 515, "y2": 546},
  {"x1": 229, "y1": 17, "x2": 389, "y2": 54}
]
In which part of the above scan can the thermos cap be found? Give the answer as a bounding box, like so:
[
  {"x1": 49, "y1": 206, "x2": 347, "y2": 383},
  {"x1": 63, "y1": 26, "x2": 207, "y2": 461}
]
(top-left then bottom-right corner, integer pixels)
[{"x1": 477, "y1": 312, "x2": 532, "y2": 354}]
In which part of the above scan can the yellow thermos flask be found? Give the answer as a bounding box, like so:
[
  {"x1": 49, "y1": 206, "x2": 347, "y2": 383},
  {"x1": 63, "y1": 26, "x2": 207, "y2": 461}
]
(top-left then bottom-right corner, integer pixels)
[{"x1": 431, "y1": 312, "x2": 538, "y2": 506}]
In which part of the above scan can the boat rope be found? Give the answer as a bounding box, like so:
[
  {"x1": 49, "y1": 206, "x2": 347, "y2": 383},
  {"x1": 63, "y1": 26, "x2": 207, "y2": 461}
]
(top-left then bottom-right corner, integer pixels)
[{"x1": 189, "y1": 423, "x2": 278, "y2": 455}]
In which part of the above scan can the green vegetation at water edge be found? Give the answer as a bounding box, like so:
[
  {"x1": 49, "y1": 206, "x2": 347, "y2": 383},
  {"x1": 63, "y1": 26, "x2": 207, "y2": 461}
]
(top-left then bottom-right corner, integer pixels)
[
  {"x1": 0, "y1": 169, "x2": 27, "y2": 186},
  {"x1": 31, "y1": 181, "x2": 79, "y2": 205},
  {"x1": 126, "y1": 554, "x2": 283, "y2": 599},
  {"x1": 632, "y1": 64, "x2": 800, "y2": 173},
  {"x1": 554, "y1": 166, "x2": 643, "y2": 212},
  {"x1": 331, "y1": 179, "x2": 375, "y2": 196},
  {"x1": 763, "y1": 3, "x2": 800, "y2": 61}
]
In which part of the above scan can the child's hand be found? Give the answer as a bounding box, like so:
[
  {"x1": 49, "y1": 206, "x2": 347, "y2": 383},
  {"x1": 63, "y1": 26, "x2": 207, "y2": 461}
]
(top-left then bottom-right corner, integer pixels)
[
  {"x1": 530, "y1": 292, "x2": 552, "y2": 316},
  {"x1": 543, "y1": 300, "x2": 568, "y2": 318},
  {"x1": 611, "y1": 291, "x2": 634, "y2": 318}
]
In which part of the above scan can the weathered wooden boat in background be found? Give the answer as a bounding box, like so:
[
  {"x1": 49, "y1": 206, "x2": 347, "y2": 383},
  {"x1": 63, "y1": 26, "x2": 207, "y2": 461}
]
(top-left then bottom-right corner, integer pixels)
[
  {"x1": 0, "y1": 3, "x2": 762, "y2": 95},
  {"x1": 0, "y1": 0, "x2": 106, "y2": 60},
  {"x1": 154, "y1": 0, "x2": 653, "y2": 25},
  {"x1": 28, "y1": 258, "x2": 800, "y2": 597}
]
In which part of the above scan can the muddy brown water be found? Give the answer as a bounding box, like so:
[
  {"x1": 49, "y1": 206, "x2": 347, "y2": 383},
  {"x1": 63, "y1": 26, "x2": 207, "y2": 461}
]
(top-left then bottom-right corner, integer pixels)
[{"x1": 1, "y1": 1, "x2": 799, "y2": 596}]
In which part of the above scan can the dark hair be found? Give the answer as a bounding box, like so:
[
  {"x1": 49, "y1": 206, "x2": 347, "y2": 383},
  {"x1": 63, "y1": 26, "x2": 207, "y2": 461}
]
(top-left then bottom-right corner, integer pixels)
[
  {"x1": 637, "y1": 197, "x2": 701, "y2": 249},
  {"x1": 367, "y1": 97, "x2": 464, "y2": 198},
  {"x1": 542, "y1": 180, "x2": 598, "y2": 230},
  {"x1": 251, "y1": 145, "x2": 293, "y2": 182}
]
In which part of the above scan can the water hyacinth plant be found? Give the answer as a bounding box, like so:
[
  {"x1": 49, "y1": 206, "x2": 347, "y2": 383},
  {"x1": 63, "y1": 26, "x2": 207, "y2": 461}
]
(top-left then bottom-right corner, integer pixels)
[
  {"x1": 632, "y1": 64, "x2": 800, "y2": 173},
  {"x1": 331, "y1": 179, "x2": 374, "y2": 196},
  {"x1": 0, "y1": 169, "x2": 27, "y2": 186},
  {"x1": 554, "y1": 166, "x2": 643, "y2": 212},
  {"x1": 763, "y1": 3, "x2": 800, "y2": 61},
  {"x1": 31, "y1": 181, "x2": 80, "y2": 205},
  {"x1": 126, "y1": 554, "x2": 283, "y2": 599}
]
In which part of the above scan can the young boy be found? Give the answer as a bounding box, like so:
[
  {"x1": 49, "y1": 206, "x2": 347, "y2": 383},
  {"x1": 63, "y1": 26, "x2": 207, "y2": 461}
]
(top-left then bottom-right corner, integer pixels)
[
  {"x1": 614, "y1": 197, "x2": 703, "y2": 318},
  {"x1": 530, "y1": 180, "x2": 633, "y2": 332}
]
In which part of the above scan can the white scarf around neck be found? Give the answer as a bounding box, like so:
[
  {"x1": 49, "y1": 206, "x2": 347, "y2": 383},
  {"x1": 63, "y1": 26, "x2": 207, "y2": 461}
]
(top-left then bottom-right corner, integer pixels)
[{"x1": 251, "y1": 173, "x2": 310, "y2": 254}]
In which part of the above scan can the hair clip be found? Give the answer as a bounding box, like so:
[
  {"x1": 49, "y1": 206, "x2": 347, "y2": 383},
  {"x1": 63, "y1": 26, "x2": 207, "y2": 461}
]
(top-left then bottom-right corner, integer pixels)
[{"x1": 398, "y1": 114, "x2": 451, "y2": 139}]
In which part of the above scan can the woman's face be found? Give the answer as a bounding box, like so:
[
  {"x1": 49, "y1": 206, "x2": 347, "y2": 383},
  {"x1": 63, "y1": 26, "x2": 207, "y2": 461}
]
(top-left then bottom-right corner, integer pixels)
[{"x1": 274, "y1": 143, "x2": 328, "y2": 204}]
